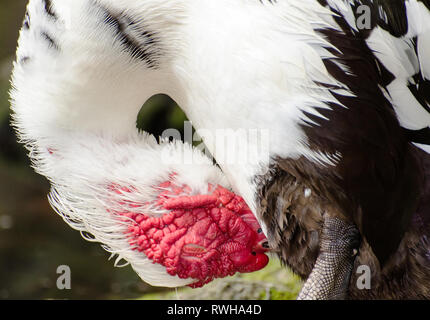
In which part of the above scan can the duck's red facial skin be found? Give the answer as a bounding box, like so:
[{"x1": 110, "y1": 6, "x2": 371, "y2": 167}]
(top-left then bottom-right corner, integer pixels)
[{"x1": 112, "y1": 183, "x2": 269, "y2": 288}]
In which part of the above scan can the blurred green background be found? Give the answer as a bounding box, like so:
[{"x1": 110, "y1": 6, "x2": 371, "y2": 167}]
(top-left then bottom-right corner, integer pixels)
[{"x1": 0, "y1": 1, "x2": 301, "y2": 299}]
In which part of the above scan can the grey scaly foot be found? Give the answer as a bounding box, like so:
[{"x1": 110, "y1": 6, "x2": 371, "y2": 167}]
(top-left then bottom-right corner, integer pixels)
[{"x1": 297, "y1": 217, "x2": 360, "y2": 300}]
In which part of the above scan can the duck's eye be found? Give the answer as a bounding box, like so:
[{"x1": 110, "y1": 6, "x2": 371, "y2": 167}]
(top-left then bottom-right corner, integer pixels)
[
  {"x1": 251, "y1": 251, "x2": 256, "y2": 256},
  {"x1": 257, "y1": 228, "x2": 262, "y2": 233}
]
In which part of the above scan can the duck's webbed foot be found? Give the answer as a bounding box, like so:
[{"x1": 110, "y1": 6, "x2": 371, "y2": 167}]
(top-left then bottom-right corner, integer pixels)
[{"x1": 297, "y1": 217, "x2": 360, "y2": 300}]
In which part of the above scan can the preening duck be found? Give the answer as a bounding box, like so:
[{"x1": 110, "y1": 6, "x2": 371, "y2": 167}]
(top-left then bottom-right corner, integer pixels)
[{"x1": 10, "y1": 0, "x2": 430, "y2": 299}]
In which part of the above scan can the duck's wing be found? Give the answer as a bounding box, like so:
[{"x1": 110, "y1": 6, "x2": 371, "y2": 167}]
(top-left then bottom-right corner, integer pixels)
[
  {"x1": 324, "y1": 0, "x2": 430, "y2": 150},
  {"x1": 308, "y1": 0, "x2": 430, "y2": 265}
]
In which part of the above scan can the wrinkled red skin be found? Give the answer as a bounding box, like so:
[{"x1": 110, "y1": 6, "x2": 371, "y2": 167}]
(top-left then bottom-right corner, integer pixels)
[{"x1": 111, "y1": 182, "x2": 269, "y2": 288}]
